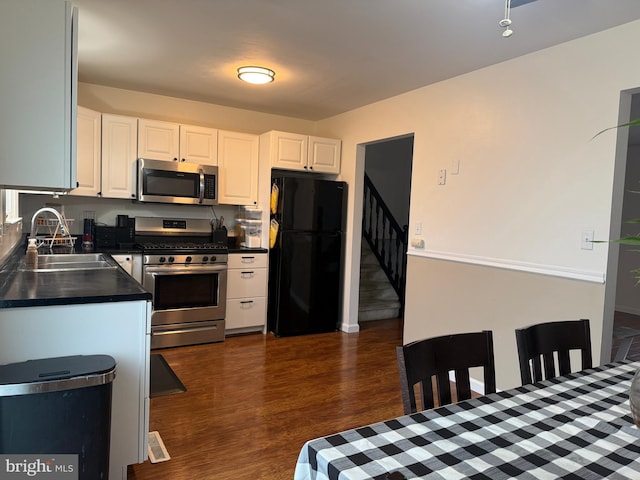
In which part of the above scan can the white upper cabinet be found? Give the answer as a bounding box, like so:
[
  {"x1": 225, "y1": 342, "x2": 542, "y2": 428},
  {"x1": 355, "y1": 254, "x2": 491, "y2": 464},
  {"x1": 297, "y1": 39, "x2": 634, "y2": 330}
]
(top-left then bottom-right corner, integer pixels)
[
  {"x1": 101, "y1": 114, "x2": 138, "y2": 199},
  {"x1": 269, "y1": 131, "x2": 308, "y2": 171},
  {"x1": 308, "y1": 135, "x2": 342, "y2": 174},
  {"x1": 138, "y1": 119, "x2": 218, "y2": 165},
  {"x1": 0, "y1": 0, "x2": 77, "y2": 191},
  {"x1": 137, "y1": 119, "x2": 180, "y2": 161},
  {"x1": 217, "y1": 130, "x2": 259, "y2": 206},
  {"x1": 263, "y1": 130, "x2": 341, "y2": 174},
  {"x1": 179, "y1": 124, "x2": 218, "y2": 166},
  {"x1": 71, "y1": 106, "x2": 101, "y2": 197}
]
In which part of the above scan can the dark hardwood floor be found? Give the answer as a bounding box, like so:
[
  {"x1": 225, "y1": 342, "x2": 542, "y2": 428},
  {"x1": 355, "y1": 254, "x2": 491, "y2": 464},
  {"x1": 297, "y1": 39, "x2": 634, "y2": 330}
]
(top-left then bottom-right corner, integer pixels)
[
  {"x1": 613, "y1": 311, "x2": 640, "y2": 361},
  {"x1": 128, "y1": 318, "x2": 405, "y2": 480},
  {"x1": 127, "y1": 315, "x2": 638, "y2": 479}
]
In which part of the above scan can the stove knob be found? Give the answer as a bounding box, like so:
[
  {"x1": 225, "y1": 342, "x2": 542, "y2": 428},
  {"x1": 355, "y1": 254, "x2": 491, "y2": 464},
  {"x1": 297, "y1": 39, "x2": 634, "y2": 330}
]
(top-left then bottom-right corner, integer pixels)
[
  {"x1": 168, "y1": 256, "x2": 175, "y2": 263},
  {"x1": 210, "y1": 256, "x2": 217, "y2": 263},
  {"x1": 186, "y1": 256, "x2": 192, "y2": 263},
  {"x1": 203, "y1": 256, "x2": 209, "y2": 262},
  {"x1": 159, "y1": 257, "x2": 166, "y2": 263}
]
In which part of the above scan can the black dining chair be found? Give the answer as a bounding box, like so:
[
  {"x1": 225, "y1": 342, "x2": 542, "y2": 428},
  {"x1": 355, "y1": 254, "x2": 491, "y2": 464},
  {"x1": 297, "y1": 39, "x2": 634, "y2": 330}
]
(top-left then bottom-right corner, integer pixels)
[
  {"x1": 396, "y1": 331, "x2": 496, "y2": 414},
  {"x1": 515, "y1": 319, "x2": 592, "y2": 385}
]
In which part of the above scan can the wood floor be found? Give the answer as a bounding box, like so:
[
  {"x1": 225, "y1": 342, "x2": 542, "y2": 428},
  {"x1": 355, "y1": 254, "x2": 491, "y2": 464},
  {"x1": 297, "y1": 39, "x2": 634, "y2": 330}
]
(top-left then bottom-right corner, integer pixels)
[
  {"x1": 613, "y1": 311, "x2": 640, "y2": 361},
  {"x1": 127, "y1": 314, "x2": 639, "y2": 479},
  {"x1": 127, "y1": 318, "x2": 405, "y2": 480}
]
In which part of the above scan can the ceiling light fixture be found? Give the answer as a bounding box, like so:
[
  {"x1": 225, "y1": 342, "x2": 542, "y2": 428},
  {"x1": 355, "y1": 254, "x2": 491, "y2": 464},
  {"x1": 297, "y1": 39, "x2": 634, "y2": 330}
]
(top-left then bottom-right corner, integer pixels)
[
  {"x1": 237, "y1": 66, "x2": 275, "y2": 85},
  {"x1": 499, "y1": 0, "x2": 513, "y2": 38}
]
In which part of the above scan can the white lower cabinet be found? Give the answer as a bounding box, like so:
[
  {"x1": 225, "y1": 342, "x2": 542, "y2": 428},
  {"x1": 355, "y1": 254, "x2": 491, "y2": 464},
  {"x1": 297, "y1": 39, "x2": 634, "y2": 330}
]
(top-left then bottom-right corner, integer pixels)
[
  {"x1": 111, "y1": 253, "x2": 143, "y2": 284},
  {"x1": 226, "y1": 253, "x2": 267, "y2": 333},
  {"x1": 0, "y1": 300, "x2": 151, "y2": 480}
]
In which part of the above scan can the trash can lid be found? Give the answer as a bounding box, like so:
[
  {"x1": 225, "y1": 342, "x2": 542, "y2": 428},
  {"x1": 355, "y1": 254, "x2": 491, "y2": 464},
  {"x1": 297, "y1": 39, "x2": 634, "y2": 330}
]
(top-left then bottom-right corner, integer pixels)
[{"x1": 0, "y1": 355, "x2": 116, "y2": 385}]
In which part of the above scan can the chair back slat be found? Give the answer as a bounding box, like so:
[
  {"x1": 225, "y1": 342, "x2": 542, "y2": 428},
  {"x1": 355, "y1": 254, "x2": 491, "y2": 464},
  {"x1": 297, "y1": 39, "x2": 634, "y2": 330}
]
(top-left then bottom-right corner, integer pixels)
[
  {"x1": 515, "y1": 319, "x2": 592, "y2": 385},
  {"x1": 542, "y1": 353, "x2": 557, "y2": 379},
  {"x1": 396, "y1": 331, "x2": 496, "y2": 414}
]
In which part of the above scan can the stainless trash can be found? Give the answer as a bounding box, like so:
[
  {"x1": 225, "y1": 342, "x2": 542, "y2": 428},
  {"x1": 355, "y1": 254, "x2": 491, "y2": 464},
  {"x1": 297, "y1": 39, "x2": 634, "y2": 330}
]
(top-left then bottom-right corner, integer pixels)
[{"x1": 0, "y1": 355, "x2": 116, "y2": 480}]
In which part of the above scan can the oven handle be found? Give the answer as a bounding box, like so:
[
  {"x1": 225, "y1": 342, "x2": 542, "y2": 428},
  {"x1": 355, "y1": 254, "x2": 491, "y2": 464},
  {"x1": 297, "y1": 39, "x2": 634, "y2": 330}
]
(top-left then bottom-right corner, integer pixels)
[
  {"x1": 144, "y1": 264, "x2": 228, "y2": 275},
  {"x1": 198, "y1": 168, "x2": 205, "y2": 204},
  {"x1": 153, "y1": 324, "x2": 220, "y2": 336}
]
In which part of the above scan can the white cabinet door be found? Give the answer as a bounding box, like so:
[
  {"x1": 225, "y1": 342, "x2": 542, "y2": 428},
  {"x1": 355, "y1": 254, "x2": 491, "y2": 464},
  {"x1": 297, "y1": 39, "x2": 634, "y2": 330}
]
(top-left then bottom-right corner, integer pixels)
[
  {"x1": 111, "y1": 253, "x2": 143, "y2": 284},
  {"x1": 227, "y1": 268, "x2": 268, "y2": 298},
  {"x1": 217, "y1": 130, "x2": 259, "y2": 205},
  {"x1": 138, "y1": 119, "x2": 179, "y2": 161},
  {"x1": 101, "y1": 114, "x2": 138, "y2": 199},
  {"x1": 0, "y1": 0, "x2": 77, "y2": 191},
  {"x1": 269, "y1": 131, "x2": 308, "y2": 171},
  {"x1": 112, "y1": 254, "x2": 133, "y2": 276},
  {"x1": 179, "y1": 124, "x2": 218, "y2": 166},
  {"x1": 226, "y1": 297, "x2": 267, "y2": 330},
  {"x1": 308, "y1": 136, "x2": 341, "y2": 174},
  {"x1": 71, "y1": 106, "x2": 101, "y2": 197},
  {"x1": 226, "y1": 253, "x2": 268, "y2": 332}
]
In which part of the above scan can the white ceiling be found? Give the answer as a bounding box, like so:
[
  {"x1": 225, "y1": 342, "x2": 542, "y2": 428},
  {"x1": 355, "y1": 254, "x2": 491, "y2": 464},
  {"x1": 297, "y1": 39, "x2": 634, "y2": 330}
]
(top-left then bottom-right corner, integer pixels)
[{"x1": 73, "y1": 0, "x2": 640, "y2": 121}]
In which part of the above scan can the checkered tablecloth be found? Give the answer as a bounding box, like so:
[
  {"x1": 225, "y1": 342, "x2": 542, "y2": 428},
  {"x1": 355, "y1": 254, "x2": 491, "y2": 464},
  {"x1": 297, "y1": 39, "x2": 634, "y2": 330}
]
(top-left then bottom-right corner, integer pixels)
[{"x1": 294, "y1": 362, "x2": 640, "y2": 480}]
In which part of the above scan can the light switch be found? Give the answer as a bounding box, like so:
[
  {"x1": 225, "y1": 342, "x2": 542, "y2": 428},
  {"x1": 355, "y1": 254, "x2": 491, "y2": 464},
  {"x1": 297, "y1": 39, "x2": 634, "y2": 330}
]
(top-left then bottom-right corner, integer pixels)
[
  {"x1": 415, "y1": 222, "x2": 422, "y2": 235},
  {"x1": 581, "y1": 230, "x2": 594, "y2": 250}
]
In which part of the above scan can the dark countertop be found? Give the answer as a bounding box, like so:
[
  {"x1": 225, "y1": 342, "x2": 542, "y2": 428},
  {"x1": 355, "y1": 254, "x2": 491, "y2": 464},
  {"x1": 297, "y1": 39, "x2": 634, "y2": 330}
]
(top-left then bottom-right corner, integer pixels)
[{"x1": 0, "y1": 244, "x2": 151, "y2": 309}]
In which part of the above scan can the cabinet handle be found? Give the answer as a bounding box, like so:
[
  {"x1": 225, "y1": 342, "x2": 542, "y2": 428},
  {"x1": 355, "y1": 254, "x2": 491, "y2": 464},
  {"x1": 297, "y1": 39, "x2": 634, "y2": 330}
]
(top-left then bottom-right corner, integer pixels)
[
  {"x1": 241, "y1": 256, "x2": 255, "y2": 262},
  {"x1": 241, "y1": 271, "x2": 255, "y2": 277},
  {"x1": 173, "y1": 157, "x2": 178, "y2": 162},
  {"x1": 240, "y1": 300, "x2": 254, "y2": 305}
]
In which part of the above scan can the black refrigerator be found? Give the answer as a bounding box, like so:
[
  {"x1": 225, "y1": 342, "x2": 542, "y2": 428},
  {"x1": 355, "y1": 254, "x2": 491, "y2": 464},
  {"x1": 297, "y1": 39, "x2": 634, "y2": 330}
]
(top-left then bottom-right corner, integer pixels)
[{"x1": 268, "y1": 173, "x2": 347, "y2": 336}]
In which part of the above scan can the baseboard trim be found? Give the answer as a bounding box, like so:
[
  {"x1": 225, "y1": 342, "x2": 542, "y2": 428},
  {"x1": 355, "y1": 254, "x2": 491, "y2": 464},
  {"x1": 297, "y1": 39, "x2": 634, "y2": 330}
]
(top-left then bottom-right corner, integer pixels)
[
  {"x1": 448, "y1": 372, "x2": 501, "y2": 395},
  {"x1": 615, "y1": 305, "x2": 640, "y2": 316},
  {"x1": 340, "y1": 322, "x2": 360, "y2": 333}
]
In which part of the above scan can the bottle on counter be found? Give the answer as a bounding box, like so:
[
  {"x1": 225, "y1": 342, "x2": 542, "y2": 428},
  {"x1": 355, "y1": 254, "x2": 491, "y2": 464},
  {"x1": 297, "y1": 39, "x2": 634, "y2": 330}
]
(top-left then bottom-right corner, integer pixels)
[{"x1": 25, "y1": 238, "x2": 39, "y2": 269}]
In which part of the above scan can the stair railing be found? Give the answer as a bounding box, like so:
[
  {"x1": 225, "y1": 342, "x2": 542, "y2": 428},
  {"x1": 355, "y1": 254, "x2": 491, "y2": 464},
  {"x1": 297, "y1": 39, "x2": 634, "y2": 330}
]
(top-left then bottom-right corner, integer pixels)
[{"x1": 362, "y1": 173, "x2": 408, "y2": 314}]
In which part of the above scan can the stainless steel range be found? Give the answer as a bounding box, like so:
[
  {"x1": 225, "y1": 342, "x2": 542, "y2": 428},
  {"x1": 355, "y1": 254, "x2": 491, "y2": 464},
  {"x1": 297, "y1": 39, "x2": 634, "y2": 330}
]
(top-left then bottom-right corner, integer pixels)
[{"x1": 136, "y1": 217, "x2": 228, "y2": 349}]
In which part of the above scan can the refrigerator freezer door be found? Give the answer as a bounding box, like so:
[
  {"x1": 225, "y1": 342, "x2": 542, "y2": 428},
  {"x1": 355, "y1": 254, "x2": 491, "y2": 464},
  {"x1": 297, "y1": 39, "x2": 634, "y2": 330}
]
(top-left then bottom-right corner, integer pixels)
[
  {"x1": 278, "y1": 176, "x2": 345, "y2": 232},
  {"x1": 268, "y1": 231, "x2": 342, "y2": 336}
]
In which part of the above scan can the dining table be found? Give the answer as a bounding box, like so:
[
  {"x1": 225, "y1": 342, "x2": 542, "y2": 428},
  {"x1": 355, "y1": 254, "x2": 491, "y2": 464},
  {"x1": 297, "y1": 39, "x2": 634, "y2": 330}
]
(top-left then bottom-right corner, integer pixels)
[{"x1": 294, "y1": 361, "x2": 640, "y2": 480}]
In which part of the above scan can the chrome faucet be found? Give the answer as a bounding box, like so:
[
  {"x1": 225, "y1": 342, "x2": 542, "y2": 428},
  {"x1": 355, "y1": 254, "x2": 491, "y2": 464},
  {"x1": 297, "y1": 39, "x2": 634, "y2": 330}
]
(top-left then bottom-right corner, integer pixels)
[{"x1": 29, "y1": 207, "x2": 67, "y2": 239}]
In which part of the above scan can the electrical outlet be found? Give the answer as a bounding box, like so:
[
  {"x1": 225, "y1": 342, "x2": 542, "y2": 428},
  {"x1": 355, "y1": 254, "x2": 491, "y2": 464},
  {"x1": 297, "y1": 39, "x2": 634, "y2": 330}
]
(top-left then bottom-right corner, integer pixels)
[
  {"x1": 581, "y1": 230, "x2": 594, "y2": 250},
  {"x1": 450, "y1": 159, "x2": 460, "y2": 175},
  {"x1": 438, "y1": 169, "x2": 446, "y2": 185}
]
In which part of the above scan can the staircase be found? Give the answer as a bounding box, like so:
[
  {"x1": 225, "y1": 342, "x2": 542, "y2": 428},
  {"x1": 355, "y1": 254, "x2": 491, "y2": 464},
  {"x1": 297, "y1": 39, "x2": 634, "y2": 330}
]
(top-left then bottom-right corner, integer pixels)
[{"x1": 359, "y1": 240, "x2": 401, "y2": 321}]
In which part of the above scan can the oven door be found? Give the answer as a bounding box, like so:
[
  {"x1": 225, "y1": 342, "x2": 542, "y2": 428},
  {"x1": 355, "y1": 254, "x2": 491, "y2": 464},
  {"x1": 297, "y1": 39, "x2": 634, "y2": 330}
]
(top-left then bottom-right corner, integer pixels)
[{"x1": 143, "y1": 264, "x2": 227, "y2": 326}]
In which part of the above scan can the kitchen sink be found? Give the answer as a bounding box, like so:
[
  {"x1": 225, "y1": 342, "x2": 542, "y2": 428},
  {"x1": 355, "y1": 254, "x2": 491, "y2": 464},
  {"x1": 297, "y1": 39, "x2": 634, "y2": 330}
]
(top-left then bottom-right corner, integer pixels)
[{"x1": 20, "y1": 253, "x2": 119, "y2": 272}]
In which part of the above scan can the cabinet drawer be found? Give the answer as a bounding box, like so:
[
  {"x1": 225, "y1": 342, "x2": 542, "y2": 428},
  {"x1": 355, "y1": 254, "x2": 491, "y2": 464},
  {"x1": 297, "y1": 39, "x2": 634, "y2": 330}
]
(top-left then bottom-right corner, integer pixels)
[
  {"x1": 228, "y1": 253, "x2": 267, "y2": 269},
  {"x1": 227, "y1": 268, "x2": 267, "y2": 298},
  {"x1": 226, "y1": 297, "x2": 266, "y2": 330}
]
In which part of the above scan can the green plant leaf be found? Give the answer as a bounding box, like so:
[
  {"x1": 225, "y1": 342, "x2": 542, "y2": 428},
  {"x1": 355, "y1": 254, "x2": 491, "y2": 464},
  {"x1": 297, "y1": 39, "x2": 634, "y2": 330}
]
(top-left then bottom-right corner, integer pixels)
[
  {"x1": 615, "y1": 236, "x2": 640, "y2": 245},
  {"x1": 592, "y1": 118, "x2": 640, "y2": 139}
]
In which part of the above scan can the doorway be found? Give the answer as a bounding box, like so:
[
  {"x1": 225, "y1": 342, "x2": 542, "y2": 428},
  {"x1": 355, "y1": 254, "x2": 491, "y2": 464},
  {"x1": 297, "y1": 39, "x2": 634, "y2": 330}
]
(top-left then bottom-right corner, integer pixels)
[{"x1": 357, "y1": 134, "x2": 414, "y2": 324}]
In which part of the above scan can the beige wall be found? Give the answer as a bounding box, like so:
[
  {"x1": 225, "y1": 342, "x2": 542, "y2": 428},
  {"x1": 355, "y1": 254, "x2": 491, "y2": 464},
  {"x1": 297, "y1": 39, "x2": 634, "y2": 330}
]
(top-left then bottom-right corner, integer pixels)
[
  {"x1": 318, "y1": 20, "x2": 640, "y2": 386},
  {"x1": 79, "y1": 83, "x2": 316, "y2": 135},
  {"x1": 404, "y1": 256, "x2": 605, "y2": 389},
  {"x1": 76, "y1": 21, "x2": 640, "y2": 390}
]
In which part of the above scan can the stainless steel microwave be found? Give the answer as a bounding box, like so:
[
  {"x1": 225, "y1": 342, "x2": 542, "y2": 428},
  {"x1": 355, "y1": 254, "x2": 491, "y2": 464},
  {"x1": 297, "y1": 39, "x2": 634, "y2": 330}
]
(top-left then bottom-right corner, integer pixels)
[{"x1": 137, "y1": 158, "x2": 218, "y2": 205}]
